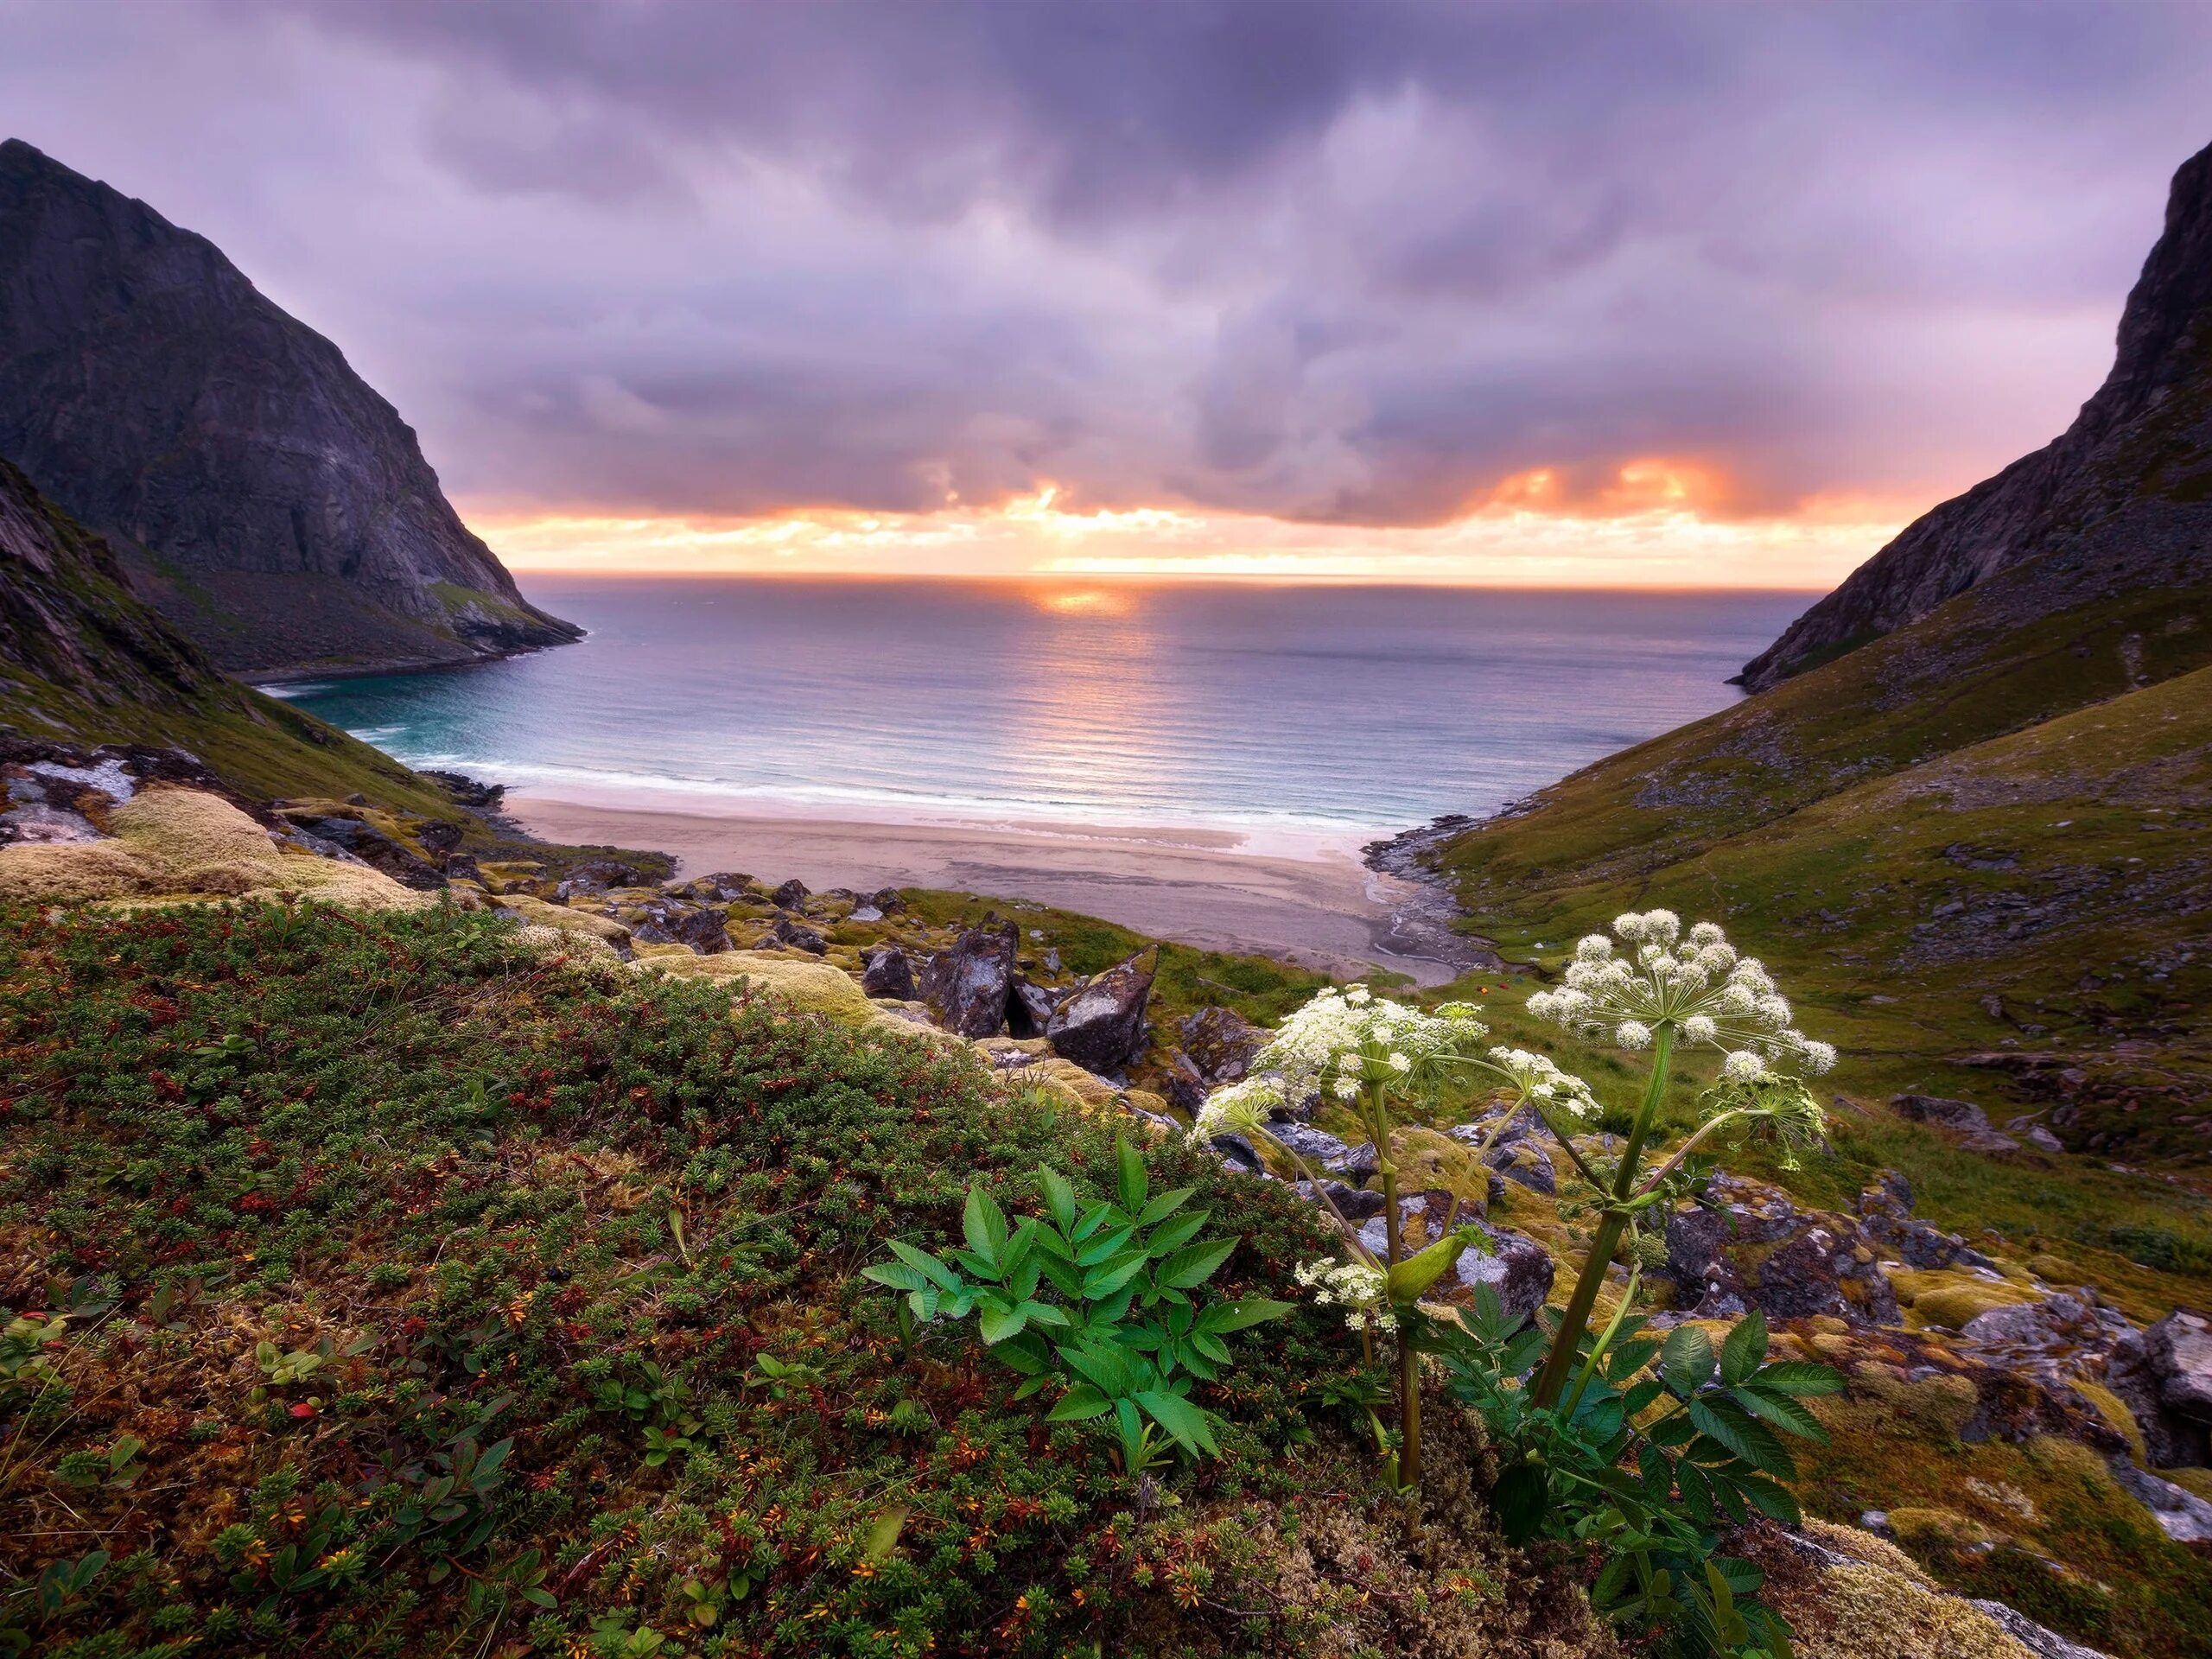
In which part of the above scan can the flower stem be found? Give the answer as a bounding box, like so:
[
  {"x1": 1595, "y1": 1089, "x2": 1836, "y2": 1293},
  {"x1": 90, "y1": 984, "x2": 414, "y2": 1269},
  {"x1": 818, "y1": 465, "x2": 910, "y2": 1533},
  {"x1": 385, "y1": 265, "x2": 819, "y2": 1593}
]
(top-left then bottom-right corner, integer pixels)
[{"x1": 1531, "y1": 1025, "x2": 1674, "y2": 1410}]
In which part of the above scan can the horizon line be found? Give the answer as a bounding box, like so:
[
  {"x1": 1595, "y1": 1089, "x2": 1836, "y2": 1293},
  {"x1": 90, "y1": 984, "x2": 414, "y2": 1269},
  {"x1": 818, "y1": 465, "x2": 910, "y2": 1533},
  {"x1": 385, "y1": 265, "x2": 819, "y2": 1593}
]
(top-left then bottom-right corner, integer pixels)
[{"x1": 504, "y1": 567, "x2": 1831, "y2": 596}]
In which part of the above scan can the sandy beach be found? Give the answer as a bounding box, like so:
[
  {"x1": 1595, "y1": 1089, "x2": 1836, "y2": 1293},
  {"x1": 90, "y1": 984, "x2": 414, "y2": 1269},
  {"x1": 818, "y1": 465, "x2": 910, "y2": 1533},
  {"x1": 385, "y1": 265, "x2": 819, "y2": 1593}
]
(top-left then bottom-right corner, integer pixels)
[{"x1": 506, "y1": 791, "x2": 1485, "y2": 986}]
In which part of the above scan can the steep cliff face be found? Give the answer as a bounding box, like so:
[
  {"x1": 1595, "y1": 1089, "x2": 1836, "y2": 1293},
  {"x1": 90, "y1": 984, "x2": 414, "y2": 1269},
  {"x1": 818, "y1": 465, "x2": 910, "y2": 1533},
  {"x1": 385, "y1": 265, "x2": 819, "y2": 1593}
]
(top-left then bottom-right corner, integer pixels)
[
  {"x1": 0, "y1": 452, "x2": 458, "y2": 812},
  {"x1": 0, "y1": 138, "x2": 579, "y2": 677},
  {"x1": 1741, "y1": 138, "x2": 2212, "y2": 690}
]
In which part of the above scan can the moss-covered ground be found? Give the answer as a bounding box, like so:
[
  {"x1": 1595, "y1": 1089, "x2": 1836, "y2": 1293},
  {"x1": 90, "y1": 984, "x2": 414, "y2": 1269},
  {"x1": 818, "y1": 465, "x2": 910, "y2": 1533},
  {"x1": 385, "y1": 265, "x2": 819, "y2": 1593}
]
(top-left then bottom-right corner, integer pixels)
[{"x1": 0, "y1": 901, "x2": 1620, "y2": 1659}]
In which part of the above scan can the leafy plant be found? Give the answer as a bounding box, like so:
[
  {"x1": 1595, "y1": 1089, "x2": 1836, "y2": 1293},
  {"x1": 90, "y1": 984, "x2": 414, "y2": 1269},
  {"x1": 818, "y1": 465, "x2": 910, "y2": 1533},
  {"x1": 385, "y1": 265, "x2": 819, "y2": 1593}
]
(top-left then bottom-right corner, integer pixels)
[
  {"x1": 866, "y1": 1136, "x2": 1289, "y2": 1467},
  {"x1": 1443, "y1": 1291, "x2": 1840, "y2": 1655}
]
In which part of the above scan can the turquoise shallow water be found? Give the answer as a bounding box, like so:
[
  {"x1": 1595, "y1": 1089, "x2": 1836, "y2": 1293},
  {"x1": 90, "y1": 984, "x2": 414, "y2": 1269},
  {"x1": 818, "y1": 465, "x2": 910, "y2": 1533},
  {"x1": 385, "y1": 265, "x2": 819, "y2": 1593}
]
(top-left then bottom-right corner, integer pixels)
[{"x1": 272, "y1": 578, "x2": 1808, "y2": 839}]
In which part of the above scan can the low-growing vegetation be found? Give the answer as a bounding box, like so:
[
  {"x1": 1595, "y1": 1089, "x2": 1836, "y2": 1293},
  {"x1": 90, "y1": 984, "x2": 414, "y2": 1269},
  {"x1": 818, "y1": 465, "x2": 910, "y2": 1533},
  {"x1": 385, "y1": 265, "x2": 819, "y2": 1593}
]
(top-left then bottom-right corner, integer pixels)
[{"x1": 0, "y1": 900, "x2": 1618, "y2": 1658}]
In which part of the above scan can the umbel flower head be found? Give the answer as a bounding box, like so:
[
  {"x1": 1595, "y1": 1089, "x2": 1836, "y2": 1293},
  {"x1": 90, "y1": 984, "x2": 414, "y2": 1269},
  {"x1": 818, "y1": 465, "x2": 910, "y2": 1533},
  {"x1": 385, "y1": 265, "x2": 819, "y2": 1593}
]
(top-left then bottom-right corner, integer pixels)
[
  {"x1": 1247, "y1": 984, "x2": 1489, "y2": 1107},
  {"x1": 1527, "y1": 911, "x2": 1837, "y2": 1081},
  {"x1": 1189, "y1": 986, "x2": 1600, "y2": 1150},
  {"x1": 1294, "y1": 1257, "x2": 1395, "y2": 1333}
]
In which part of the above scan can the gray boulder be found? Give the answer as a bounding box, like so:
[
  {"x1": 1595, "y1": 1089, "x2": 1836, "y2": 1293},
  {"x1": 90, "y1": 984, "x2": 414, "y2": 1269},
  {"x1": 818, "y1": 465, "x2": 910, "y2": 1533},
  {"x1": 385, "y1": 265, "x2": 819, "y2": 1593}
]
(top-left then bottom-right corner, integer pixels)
[
  {"x1": 770, "y1": 916, "x2": 828, "y2": 955},
  {"x1": 770, "y1": 877, "x2": 810, "y2": 911},
  {"x1": 1453, "y1": 1224, "x2": 1556, "y2": 1325},
  {"x1": 1046, "y1": 949, "x2": 1156, "y2": 1074},
  {"x1": 861, "y1": 945, "x2": 917, "y2": 1001},
  {"x1": 631, "y1": 900, "x2": 734, "y2": 955},
  {"x1": 920, "y1": 920, "x2": 1019, "y2": 1038},
  {"x1": 2107, "y1": 1310, "x2": 2212, "y2": 1467}
]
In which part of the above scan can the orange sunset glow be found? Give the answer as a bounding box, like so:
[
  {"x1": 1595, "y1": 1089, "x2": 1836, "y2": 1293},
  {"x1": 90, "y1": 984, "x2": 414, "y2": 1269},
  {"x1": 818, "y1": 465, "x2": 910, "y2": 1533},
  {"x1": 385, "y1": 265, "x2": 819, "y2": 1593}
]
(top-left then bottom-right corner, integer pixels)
[{"x1": 466, "y1": 461, "x2": 1910, "y2": 589}]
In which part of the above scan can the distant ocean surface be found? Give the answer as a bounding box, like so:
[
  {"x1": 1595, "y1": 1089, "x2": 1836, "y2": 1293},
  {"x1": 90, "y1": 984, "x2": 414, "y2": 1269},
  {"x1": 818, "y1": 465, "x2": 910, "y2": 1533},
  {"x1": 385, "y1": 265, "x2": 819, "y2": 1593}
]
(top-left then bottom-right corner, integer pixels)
[{"x1": 273, "y1": 579, "x2": 1808, "y2": 846}]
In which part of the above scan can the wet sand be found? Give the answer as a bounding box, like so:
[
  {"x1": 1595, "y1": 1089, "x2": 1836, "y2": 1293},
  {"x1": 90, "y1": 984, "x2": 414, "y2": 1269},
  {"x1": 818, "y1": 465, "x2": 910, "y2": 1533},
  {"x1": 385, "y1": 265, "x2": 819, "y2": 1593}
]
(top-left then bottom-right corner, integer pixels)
[{"x1": 506, "y1": 791, "x2": 1484, "y2": 986}]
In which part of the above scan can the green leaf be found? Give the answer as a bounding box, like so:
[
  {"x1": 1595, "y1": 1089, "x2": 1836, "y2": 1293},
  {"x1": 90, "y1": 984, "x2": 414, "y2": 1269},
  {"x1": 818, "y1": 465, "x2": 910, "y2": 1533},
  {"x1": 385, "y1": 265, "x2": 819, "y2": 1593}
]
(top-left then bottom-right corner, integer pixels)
[
  {"x1": 1732, "y1": 1468, "x2": 1802, "y2": 1523},
  {"x1": 1039, "y1": 1165, "x2": 1078, "y2": 1232},
  {"x1": 1116, "y1": 1135, "x2": 1148, "y2": 1212},
  {"x1": 1605, "y1": 1336, "x2": 1663, "y2": 1382},
  {"x1": 1753, "y1": 1359, "x2": 1847, "y2": 1396},
  {"x1": 1492, "y1": 1463, "x2": 1548, "y2": 1543},
  {"x1": 1046, "y1": 1383, "x2": 1113, "y2": 1422},
  {"x1": 1134, "y1": 1186, "x2": 1197, "y2": 1228},
  {"x1": 863, "y1": 1262, "x2": 930, "y2": 1293},
  {"x1": 1688, "y1": 1397, "x2": 1788, "y2": 1473},
  {"x1": 1083, "y1": 1252, "x2": 1151, "y2": 1299},
  {"x1": 1134, "y1": 1388, "x2": 1217, "y2": 1457},
  {"x1": 1735, "y1": 1383, "x2": 1830, "y2": 1443},
  {"x1": 1719, "y1": 1307, "x2": 1768, "y2": 1387},
  {"x1": 863, "y1": 1505, "x2": 910, "y2": 1562},
  {"x1": 1157, "y1": 1237, "x2": 1238, "y2": 1290},
  {"x1": 1142, "y1": 1210, "x2": 1211, "y2": 1257},
  {"x1": 1660, "y1": 1325, "x2": 1714, "y2": 1395},
  {"x1": 977, "y1": 1304, "x2": 1029, "y2": 1344},
  {"x1": 1077, "y1": 1225, "x2": 1138, "y2": 1268},
  {"x1": 963, "y1": 1187, "x2": 1010, "y2": 1264},
  {"x1": 1192, "y1": 1297, "x2": 1294, "y2": 1334},
  {"x1": 1016, "y1": 1301, "x2": 1070, "y2": 1328}
]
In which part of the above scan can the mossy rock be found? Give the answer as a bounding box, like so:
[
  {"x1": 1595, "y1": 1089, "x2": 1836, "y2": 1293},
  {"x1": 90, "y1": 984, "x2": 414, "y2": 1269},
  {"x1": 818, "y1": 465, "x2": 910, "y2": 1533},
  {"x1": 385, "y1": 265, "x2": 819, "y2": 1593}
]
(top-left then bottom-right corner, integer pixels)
[
  {"x1": 497, "y1": 894, "x2": 632, "y2": 950},
  {"x1": 474, "y1": 860, "x2": 548, "y2": 895},
  {"x1": 0, "y1": 788, "x2": 425, "y2": 911},
  {"x1": 628, "y1": 941, "x2": 696, "y2": 961},
  {"x1": 1889, "y1": 1268, "x2": 2042, "y2": 1330},
  {"x1": 1888, "y1": 1505, "x2": 1999, "y2": 1549},
  {"x1": 632, "y1": 950, "x2": 877, "y2": 1024},
  {"x1": 2069, "y1": 1377, "x2": 2148, "y2": 1462}
]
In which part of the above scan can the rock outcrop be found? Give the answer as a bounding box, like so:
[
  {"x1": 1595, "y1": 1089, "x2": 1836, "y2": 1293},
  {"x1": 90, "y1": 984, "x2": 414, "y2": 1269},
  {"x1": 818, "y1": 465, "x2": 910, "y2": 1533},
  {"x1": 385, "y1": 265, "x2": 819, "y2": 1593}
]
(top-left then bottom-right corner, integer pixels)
[
  {"x1": 1046, "y1": 949, "x2": 1157, "y2": 1075},
  {"x1": 920, "y1": 920, "x2": 1020, "y2": 1038},
  {"x1": 0, "y1": 139, "x2": 579, "y2": 676},
  {"x1": 1741, "y1": 138, "x2": 2212, "y2": 690},
  {"x1": 2107, "y1": 1310, "x2": 2212, "y2": 1467}
]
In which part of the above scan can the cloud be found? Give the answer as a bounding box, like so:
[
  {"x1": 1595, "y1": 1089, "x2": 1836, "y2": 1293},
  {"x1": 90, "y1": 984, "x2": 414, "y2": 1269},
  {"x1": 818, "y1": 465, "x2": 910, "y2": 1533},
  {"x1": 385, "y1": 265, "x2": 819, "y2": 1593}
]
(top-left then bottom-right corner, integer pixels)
[{"x1": 5, "y1": 0, "x2": 2210, "y2": 550}]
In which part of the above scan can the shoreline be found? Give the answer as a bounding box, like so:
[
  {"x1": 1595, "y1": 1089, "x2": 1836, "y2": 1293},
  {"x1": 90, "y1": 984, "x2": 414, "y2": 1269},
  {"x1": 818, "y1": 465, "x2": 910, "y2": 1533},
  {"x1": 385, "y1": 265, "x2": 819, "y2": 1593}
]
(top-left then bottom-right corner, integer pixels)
[{"x1": 505, "y1": 788, "x2": 1492, "y2": 987}]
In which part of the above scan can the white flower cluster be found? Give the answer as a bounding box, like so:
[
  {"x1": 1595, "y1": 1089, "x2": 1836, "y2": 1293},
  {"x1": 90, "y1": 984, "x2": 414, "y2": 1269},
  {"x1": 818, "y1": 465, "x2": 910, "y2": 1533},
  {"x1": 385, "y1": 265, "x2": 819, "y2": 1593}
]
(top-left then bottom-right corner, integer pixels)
[
  {"x1": 1188, "y1": 1074, "x2": 1283, "y2": 1145},
  {"x1": 1294, "y1": 1256, "x2": 1395, "y2": 1333},
  {"x1": 1526, "y1": 911, "x2": 1837, "y2": 1080},
  {"x1": 1484, "y1": 1046, "x2": 1600, "y2": 1122},
  {"x1": 1253, "y1": 983, "x2": 1488, "y2": 1106}
]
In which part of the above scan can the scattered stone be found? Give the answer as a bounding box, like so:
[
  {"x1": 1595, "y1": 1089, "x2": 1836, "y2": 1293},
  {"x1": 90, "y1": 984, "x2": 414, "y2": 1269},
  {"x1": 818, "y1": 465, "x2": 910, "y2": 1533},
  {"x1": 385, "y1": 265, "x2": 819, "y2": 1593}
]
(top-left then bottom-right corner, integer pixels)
[
  {"x1": 1159, "y1": 1004, "x2": 1266, "y2": 1111},
  {"x1": 292, "y1": 815, "x2": 444, "y2": 890},
  {"x1": 1657, "y1": 1174, "x2": 1899, "y2": 1325},
  {"x1": 1268, "y1": 1122, "x2": 1352, "y2": 1168},
  {"x1": 1891, "y1": 1093, "x2": 1994, "y2": 1131},
  {"x1": 770, "y1": 877, "x2": 810, "y2": 910},
  {"x1": 867, "y1": 887, "x2": 906, "y2": 913},
  {"x1": 630, "y1": 900, "x2": 734, "y2": 955},
  {"x1": 1294, "y1": 1179, "x2": 1389, "y2": 1221},
  {"x1": 1046, "y1": 949, "x2": 1157, "y2": 1074},
  {"x1": 1007, "y1": 976, "x2": 1057, "y2": 1039},
  {"x1": 861, "y1": 945, "x2": 917, "y2": 1001},
  {"x1": 2107, "y1": 1310, "x2": 2212, "y2": 1467},
  {"x1": 920, "y1": 920, "x2": 1019, "y2": 1038},
  {"x1": 1211, "y1": 1133, "x2": 1265, "y2": 1174},
  {"x1": 553, "y1": 857, "x2": 650, "y2": 899},
  {"x1": 1452, "y1": 1222, "x2": 1556, "y2": 1324},
  {"x1": 2025, "y1": 1125, "x2": 2065, "y2": 1153},
  {"x1": 1966, "y1": 1597, "x2": 2113, "y2": 1659},
  {"x1": 2107, "y1": 1459, "x2": 2212, "y2": 1543},
  {"x1": 771, "y1": 915, "x2": 828, "y2": 955},
  {"x1": 849, "y1": 904, "x2": 884, "y2": 923}
]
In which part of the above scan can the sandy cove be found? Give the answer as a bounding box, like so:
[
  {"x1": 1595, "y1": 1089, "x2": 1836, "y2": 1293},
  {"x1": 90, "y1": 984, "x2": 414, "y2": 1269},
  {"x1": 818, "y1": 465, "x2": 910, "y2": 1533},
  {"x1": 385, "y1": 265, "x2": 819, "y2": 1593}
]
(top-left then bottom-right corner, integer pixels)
[{"x1": 505, "y1": 792, "x2": 1484, "y2": 987}]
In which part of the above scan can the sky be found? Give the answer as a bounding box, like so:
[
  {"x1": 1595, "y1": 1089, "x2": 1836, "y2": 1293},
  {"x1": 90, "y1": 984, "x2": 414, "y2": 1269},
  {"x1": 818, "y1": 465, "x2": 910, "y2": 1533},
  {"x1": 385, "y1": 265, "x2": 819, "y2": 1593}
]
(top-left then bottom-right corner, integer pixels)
[{"x1": 6, "y1": 1, "x2": 2210, "y2": 587}]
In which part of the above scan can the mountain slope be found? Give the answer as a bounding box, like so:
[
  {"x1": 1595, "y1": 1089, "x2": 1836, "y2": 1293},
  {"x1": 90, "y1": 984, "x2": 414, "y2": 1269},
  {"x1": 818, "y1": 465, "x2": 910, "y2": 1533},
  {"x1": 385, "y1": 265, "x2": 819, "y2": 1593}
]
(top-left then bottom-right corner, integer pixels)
[
  {"x1": 0, "y1": 137, "x2": 578, "y2": 677},
  {"x1": 1742, "y1": 137, "x2": 2212, "y2": 690},
  {"x1": 0, "y1": 452, "x2": 459, "y2": 811}
]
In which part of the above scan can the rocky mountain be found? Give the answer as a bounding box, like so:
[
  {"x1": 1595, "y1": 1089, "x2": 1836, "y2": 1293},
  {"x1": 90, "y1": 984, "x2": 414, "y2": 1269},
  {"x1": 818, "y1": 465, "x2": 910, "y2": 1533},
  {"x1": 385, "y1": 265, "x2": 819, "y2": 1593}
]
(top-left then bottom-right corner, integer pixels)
[
  {"x1": 0, "y1": 138, "x2": 579, "y2": 677},
  {"x1": 1741, "y1": 137, "x2": 2212, "y2": 690},
  {"x1": 0, "y1": 450, "x2": 454, "y2": 811}
]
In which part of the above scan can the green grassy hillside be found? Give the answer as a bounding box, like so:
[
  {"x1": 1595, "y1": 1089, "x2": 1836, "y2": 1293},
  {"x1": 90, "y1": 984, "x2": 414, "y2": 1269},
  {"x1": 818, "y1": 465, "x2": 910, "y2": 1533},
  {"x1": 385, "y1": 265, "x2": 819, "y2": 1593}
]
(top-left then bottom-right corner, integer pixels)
[{"x1": 1429, "y1": 645, "x2": 2212, "y2": 1313}]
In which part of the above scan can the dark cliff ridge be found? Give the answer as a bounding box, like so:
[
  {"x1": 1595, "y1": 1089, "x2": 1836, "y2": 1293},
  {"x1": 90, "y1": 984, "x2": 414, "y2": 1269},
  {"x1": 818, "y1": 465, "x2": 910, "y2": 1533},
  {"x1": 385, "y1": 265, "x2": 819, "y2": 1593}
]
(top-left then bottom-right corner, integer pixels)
[
  {"x1": 1740, "y1": 138, "x2": 2212, "y2": 692},
  {"x1": 0, "y1": 138, "x2": 580, "y2": 677}
]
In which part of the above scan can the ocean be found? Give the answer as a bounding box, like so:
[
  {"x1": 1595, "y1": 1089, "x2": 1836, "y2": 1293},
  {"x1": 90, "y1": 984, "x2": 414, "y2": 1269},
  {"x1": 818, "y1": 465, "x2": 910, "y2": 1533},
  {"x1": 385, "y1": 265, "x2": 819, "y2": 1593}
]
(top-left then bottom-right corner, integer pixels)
[{"x1": 274, "y1": 578, "x2": 1809, "y2": 844}]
